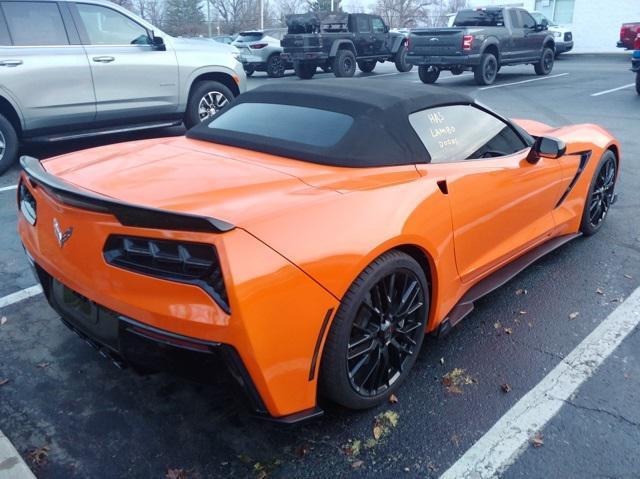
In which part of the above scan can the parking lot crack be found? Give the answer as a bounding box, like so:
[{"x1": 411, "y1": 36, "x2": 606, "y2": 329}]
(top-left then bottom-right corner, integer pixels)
[{"x1": 561, "y1": 399, "x2": 640, "y2": 429}]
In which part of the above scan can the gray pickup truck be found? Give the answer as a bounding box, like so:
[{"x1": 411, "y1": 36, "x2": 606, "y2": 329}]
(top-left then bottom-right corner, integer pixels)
[{"x1": 407, "y1": 7, "x2": 556, "y2": 86}]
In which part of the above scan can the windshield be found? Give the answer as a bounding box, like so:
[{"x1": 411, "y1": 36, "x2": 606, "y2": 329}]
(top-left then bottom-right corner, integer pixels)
[
  {"x1": 531, "y1": 12, "x2": 557, "y2": 26},
  {"x1": 453, "y1": 10, "x2": 505, "y2": 27},
  {"x1": 235, "y1": 32, "x2": 263, "y2": 42}
]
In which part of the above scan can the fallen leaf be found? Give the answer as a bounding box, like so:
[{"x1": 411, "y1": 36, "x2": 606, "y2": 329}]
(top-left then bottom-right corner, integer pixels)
[
  {"x1": 624, "y1": 274, "x2": 633, "y2": 280},
  {"x1": 504, "y1": 328, "x2": 513, "y2": 335},
  {"x1": 295, "y1": 444, "x2": 310, "y2": 457},
  {"x1": 494, "y1": 321, "x2": 502, "y2": 329},
  {"x1": 501, "y1": 383, "x2": 512, "y2": 393},
  {"x1": 166, "y1": 469, "x2": 187, "y2": 479},
  {"x1": 568, "y1": 312, "x2": 580, "y2": 321},
  {"x1": 388, "y1": 393, "x2": 398, "y2": 404},
  {"x1": 27, "y1": 446, "x2": 49, "y2": 466},
  {"x1": 351, "y1": 460, "x2": 364, "y2": 470},
  {"x1": 447, "y1": 385, "x2": 463, "y2": 395},
  {"x1": 439, "y1": 357, "x2": 445, "y2": 365},
  {"x1": 442, "y1": 376, "x2": 452, "y2": 387},
  {"x1": 528, "y1": 322, "x2": 533, "y2": 328},
  {"x1": 373, "y1": 425, "x2": 383, "y2": 440},
  {"x1": 515, "y1": 288, "x2": 528, "y2": 296},
  {"x1": 451, "y1": 434, "x2": 460, "y2": 447},
  {"x1": 36, "y1": 362, "x2": 50, "y2": 369},
  {"x1": 0, "y1": 316, "x2": 6, "y2": 326},
  {"x1": 0, "y1": 378, "x2": 8, "y2": 386},
  {"x1": 427, "y1": 462, "x2": 438, "y2": 472},
  {"x1": 531, "y1": 432, "x2": 544, "y2": 448},
  {"x1": 364, "y1": 438, "x2": 377, "y2": 449},
  {"x1": 344, "y1": 439, "x2": 361, "y2": 457},
  {"x1": 518, "y1": 310, "x2": 527, "y2": 315},
  {"x1": 596, "y1": 288, "x2": 605, "y2": 295},
  {"x1": 404, "y1": 466, "x2": 410, "y2": 472}
]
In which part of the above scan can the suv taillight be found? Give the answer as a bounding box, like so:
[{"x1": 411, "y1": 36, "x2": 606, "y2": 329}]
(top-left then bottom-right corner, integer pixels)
[
  {"x1": 462, "y1": 35, "x2": 474, "y2": 51},
  {"x1": 249, "y1": 43, "x2": 268, "y2": 49}
]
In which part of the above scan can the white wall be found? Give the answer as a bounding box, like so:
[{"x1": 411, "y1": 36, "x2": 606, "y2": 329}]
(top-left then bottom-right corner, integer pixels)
[{"x1": 467, "y1": 0, "x2": 640, "y2": 53}]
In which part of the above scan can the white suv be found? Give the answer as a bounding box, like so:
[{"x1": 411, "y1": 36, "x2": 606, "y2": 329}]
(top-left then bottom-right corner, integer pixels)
[
  {"x1": 531, "y1": 11, "x2": 573, "y2": 57},
  {"x1": 0, "y1": 0, "x2": 246, "y2": 173}
]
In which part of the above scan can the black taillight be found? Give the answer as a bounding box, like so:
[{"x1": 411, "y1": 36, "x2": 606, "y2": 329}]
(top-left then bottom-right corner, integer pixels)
[
  {"x1": 18, "y1": 180, "x2": 37, "y2": 225},
  {"x1": 103, "y1": 236, "x2": 229, "y2": 313}
]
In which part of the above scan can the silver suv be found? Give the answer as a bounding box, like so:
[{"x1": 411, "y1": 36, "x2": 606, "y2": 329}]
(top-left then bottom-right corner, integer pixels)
[
  {"x1": 233, "y1": 30, "x2": 291, "y2": 78},
  {"x1": 0, "y1": 0, "x2": 246, "y2": 173}
]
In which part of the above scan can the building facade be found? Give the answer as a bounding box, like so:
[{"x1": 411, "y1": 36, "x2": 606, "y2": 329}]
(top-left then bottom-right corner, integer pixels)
[{"x1": 467, "y1": 0, "x2": 640, "y2": 53}]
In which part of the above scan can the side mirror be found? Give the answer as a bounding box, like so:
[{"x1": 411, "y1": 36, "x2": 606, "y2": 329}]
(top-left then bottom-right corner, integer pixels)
[
  {"x1": 150, "y1": 32, "x2": 166, "y2": 51},
  {"x1": 540, "y1": 18, "x2": 549, "y2": 30},
  {"x1": 527, "y1": 136, "x2": 566, "y2": 163}
]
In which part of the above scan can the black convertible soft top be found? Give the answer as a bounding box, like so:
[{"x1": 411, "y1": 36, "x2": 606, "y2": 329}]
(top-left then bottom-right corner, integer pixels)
[{"x1": 187, "y1": 80, "x2": 474, "y2": 168}]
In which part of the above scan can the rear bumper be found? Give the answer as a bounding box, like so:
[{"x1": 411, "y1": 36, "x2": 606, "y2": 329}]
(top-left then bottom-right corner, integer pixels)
[
  {"x1": 617, "y1": 40, "x2": 632, "y2": 49},
  {"x1": 406, "y1": 53, "x2": 481, "y2": 67},
  {"x1": 17, "y1": 161, "x2": 339, "y2": 421}
]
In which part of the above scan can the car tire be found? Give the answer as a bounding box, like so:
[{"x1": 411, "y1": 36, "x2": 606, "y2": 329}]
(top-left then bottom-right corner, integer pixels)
[
  {"x1": 450, "y1": 66, "x2": 464, "y2": 76},
  {"x1": 294, "y1": 62, "x2": 316, "y2": 80},
  {"x1": 580, "y1": 150, "x2": 617, "y2": 236},
  {"x1": 266, "y1": 54, "x2": 285, "y2": 78},
  {"x1": 184, "y1": 81, "x2": 234, "y2": 129},
  {"x1": 418, "y1": 65, "x2": 440, "y2": 84},
  {"x1": 319, "y1": 250, "x2": 429, "y2": 410},
  {"x1": 473, "y1": 53, "x2": 498, "y2": 85},
  {"x1": 244, "y1": 66, "x2": 254, "y2": 77},
  {"x1": 394, "y1": 45, "x2": 413, "y2": 72},
  {"x1": 0, "y1": 113, "x2": 19, "y2": 175},
  {"x1": 534, "y1": 47, "x2": 554, "y2": 75},
  {"x1": 333, "y1": 50, "x2": 356, "y2": 78},
  {"x1": 357, "y1": 60, "x2": 376, "y2": 73},
  {"x1": 636, "y1": 72, "x2": 640, "y2": 95}
]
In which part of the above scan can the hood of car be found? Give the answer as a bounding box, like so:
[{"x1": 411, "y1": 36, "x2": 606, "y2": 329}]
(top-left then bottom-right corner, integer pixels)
[{"x1": 171, "y1": 37, "x2": 236, "y2": 54}]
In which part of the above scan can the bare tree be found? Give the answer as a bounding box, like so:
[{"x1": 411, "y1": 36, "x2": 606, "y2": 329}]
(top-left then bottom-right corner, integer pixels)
[{"x1": 132, "y1": 0, "x2": 166, "y2": 27}]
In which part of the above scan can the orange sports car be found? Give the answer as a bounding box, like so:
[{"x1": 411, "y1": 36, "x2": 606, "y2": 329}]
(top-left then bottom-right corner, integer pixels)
[{"x1": 17, "y1": 81, "x2": 620, "y2": 422}]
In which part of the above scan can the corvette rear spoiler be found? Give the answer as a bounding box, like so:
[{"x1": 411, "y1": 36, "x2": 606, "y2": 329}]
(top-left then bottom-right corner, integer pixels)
[{"x1": 20, "y1": 156, "x2": 235, "y2": 234}]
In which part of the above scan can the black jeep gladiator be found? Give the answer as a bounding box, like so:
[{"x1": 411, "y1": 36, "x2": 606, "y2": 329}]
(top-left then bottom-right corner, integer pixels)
[
  {"x1": 281, "y1": 12, "x2": 412, "y2": 79},
  {"x1": 407, "y1": 7, "x2": 556, "y2": 86}
]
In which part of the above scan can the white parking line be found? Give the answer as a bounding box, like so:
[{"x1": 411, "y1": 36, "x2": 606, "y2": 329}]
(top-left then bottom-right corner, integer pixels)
[
  {"x1": 0, "y1": 285, "x2": 43, "y2": 309},
  {"x1": 479, "y1": 72, "x2": 570, "y2": 91},
  {"x1": 591, "y1": 83, "x2": 636, "y2": 97},
  {"x1": 0, "y1": 185, "x2": 17, "y2": 193},
  {"x1": 440, "y1": 285, "x2": 640, "y2": 479},
  {"x1": 0, "y1": 429, "x2": 37, "y2": 479}
]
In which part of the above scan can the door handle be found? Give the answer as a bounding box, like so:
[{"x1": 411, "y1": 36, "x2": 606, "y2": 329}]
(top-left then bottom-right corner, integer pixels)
[
  {"x1": 92, "y1": 56, "x2": 115, "y2": 63},
  {"x1": 0, "y1": 59, "x2": 23, "y2": 67}
]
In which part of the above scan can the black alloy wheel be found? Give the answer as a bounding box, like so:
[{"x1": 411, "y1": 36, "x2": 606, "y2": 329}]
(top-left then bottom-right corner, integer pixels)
[
  {"x1": 346, "y1": 269, "x2": 426, "y2": 397},
  {"x1": 333, "y1": 50, "x2": 356, "y2": 77},
  {"x1": 581, "y1": 152, "x2": 617, "y2": 235},
  {"x1": 534, "y1": 47, "x2": 554, "y2": 75},
  {"x1": 418, "y1": 65, "x2": 440, "y2": 84},
  {"x1": 474, "y1": 53, "x2": 497, "y2": 85},
  {"x1": 266, "y1": 54, "x2": 285, "y2": 78},
  {"x1": 320, "y1": 251, "x2": 429, "y2": 409}
]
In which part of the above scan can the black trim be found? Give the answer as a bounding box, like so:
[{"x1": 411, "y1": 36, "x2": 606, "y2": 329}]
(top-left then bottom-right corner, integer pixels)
[
  {"x1": 439, "y1": 233, "x2": 581, "y2": 336},
  {"x1": 219, "y1": 345, "x2": 269, "y2": 415},
  {"x1": 308, "y1": 308, "x2": 334, "y2": 381},
  {"x1": 436, "y1": 180, "x2": 448, "y2": 195},
  {"x1": 259, "y1": 406, "x2": 324, "y2": 424},
  {"x1": 20, "y1": 156, "x2": 235, "y2": 233},
  {"x1": 58, "y1": 1, "x2": 82, "y2": 45},
  {"x1": 555, "y1": 151, "x2": 592, "y2": 208}
]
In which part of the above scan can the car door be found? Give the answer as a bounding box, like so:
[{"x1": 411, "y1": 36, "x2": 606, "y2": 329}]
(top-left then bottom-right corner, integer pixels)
[
  {"x1": 371, "y1": 16, "x2": 390, "y2": 56},
  {"x1": 506, "y1": 9, "x2": 526, "y2": 62},
  {"x1": 354, "y1": 15, "x2": 372, "y2": 56},
  {"x1": 519, "y1": 9, "x2": 544, "y2": 60},
  {"x1": 0, "y1": 0, "x2": 95, "y2": 132},
  {"x1": 410, "y1": 104, "x2": 564, "y2": 283},
  {"x1": 70, "y1": 2, "x2": 179, "y2": 122}
]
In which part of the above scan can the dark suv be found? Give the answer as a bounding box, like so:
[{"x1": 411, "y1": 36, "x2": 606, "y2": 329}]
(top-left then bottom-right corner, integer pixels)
[{"x1": 281, "y1": 13, "x2": 412, "y2": 79}]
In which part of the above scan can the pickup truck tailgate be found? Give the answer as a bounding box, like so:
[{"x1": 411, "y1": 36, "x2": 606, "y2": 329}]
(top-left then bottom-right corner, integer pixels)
[
  {"x1": 281, "y1": 34, "x2": 321, "y2": 50},
  {"x1": 410, "y1": 29, "x2": 463, "y2": 55}
]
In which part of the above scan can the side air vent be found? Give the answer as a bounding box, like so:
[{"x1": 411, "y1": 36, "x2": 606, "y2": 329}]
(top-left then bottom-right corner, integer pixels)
[{"x1": 103, "y1": 236, "x2": 229, "y2": 313}]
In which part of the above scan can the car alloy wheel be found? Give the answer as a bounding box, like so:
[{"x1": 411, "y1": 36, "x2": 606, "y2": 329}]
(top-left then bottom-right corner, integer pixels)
[
  {"x1": 0, "y1": 129, "x2": 5, "y2": 162},
  {"x1": 588, "y1": 155, "x2": 616, "y2": 228},
  {"x1": 347, "y1": 269, "x2": 426, "y2": 397},
  {"x1": 483, "y1": 56, "x2": 497, "y2": 84},
  {"x1": 198, "y1": 91, "x2": 229, "y2": 121},
  {"x1": 542, "y1": 50, "x2": 553, "y2": 73}
]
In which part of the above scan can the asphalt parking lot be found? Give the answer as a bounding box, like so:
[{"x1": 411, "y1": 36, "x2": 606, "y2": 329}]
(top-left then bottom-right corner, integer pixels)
[{"x1": 1, "y1": 54, "x2": 639, "y2": 479}]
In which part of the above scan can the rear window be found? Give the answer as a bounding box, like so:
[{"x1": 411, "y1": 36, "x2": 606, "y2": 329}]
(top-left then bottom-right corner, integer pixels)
[
  {"x1": 236, "y1": 32, "x2": 263, "y2": 42},
  {"x1": 208, "y1": 103, "x2": 354, "y2": 148},
  {"x1": 453, "y1": 9, "x2": 505, "y2": 27},
  {"x1": 1, "y1": 1, "x2": 69, "y2": 45}
]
